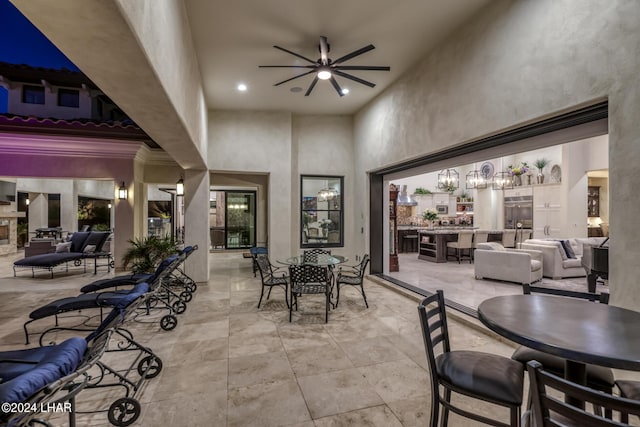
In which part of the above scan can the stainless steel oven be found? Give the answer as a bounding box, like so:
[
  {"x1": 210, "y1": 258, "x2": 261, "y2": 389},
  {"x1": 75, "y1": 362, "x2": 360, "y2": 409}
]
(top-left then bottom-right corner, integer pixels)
[
  {"x1": 436, "y1": 205, "x2": 448, "y2": 214},
  {"x1": 504, "y1": 196, "x2": 533, "y2": 229}
]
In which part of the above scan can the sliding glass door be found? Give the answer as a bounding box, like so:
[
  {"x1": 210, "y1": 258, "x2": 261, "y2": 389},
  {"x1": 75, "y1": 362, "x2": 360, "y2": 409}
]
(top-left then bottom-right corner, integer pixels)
[{"x1": 225, "y1": 191, "x2": 256, "y2": 249}]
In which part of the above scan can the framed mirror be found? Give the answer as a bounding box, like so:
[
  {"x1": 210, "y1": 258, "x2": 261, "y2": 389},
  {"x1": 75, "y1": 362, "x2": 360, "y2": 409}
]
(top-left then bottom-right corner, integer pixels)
[{"x1": 300, "y1": 175, "x2": 343, "y2": 248}]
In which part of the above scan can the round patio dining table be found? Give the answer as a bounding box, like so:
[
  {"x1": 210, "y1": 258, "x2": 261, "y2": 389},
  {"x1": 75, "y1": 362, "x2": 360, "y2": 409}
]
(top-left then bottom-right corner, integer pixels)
[
  {"x1": 276, "y1": 254, "x2": 348, "y2": 266},
  {"x1": 478, "y1": 294, "x2": 640, "y2": 407}
]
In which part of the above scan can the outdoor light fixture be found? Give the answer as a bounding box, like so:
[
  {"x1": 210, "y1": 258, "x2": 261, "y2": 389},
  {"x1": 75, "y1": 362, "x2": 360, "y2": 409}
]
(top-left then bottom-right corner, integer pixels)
[
  {"x1": 176, "y1": 177, "x2": 184, "y2": 196},
  {"x1": 437, "y1": 169, "x2": 459, "y2": 191},
  {"x1": 466, "y1": 170, "x2": 487, "y2": 189},
  {"x1": 25, "y1": 198, "x2": 29, "y2": 206},
  {"x1": 118, "y1": 182, "x2": 127, "y2": 200},
  {"x1": 492, "y1": 172, "x2": 513, "y2": 190},
  {"x1": 108, "y1": 203, "x2": 112, "y2": 209}
]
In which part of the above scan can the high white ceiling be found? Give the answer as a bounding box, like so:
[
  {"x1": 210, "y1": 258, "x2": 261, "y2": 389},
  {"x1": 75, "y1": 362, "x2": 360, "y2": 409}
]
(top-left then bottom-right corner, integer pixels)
[{"x1": 185, "y1": 0, "x2": 491, "y2": 115}]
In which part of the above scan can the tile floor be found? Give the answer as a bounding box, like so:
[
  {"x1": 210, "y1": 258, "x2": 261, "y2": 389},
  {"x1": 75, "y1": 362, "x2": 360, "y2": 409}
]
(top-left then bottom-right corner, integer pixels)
[{"x1": 0, "y1": 250, "x2": 634, "y2": 426}]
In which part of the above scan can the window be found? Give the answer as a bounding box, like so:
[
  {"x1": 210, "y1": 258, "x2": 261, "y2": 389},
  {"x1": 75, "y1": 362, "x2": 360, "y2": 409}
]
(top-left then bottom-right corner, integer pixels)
[
  {"x1": 58, "y1": 88, "x2": 79, "y2": 108},
  {"x1": 22, "y1": 85, "x2": 45, "y2": 104},
  {"x1": 301, "y1": 175, "x2": 343, "y2": 248}
]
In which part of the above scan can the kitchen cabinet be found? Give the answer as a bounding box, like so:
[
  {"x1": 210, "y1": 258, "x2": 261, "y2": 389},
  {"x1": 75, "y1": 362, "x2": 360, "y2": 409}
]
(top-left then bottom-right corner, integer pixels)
[
  {"x1": 533, "y1": 184, "x2": 563, "y2": 238},
  {"x1": 588, "y1": 186, "x2": 600, "y2": 217}
]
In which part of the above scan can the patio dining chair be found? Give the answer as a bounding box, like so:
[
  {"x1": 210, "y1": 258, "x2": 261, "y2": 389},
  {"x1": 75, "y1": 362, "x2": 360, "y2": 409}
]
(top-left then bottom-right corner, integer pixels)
[
  {"x1": 255, "y1": 254, "x2": 289, "y2": 309},
  {"x1": 418, "y1": 290, "x2": 524, "y2": 427},
  {"x1": 527, "y1": 360, "x2": 640, "y2": 425},
  {"x1": 288, "y1": 264, "x2": 331, "y2": 323},
  {"x1": 335, "y1": 254, "x2": 370, "y2": 308}
]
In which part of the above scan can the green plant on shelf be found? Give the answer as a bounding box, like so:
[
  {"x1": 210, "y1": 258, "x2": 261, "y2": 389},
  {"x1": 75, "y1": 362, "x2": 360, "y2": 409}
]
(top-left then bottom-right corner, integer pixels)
[
  {"x1": 414, "y1": 187, "x2": 431, "y2": 195},
  {"x1": 422, "y1": 208, "x2": 439, "y2": 221}
]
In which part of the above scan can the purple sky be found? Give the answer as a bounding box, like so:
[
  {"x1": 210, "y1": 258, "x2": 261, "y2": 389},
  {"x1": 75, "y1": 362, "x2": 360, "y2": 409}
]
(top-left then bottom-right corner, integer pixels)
[{"x1": 0, "y1": 0, "x2": 79, "y2": 112}]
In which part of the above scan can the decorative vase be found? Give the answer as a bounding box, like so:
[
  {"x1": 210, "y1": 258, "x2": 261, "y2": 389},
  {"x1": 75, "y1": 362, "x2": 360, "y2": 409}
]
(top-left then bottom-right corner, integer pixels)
[
  {"x1": 537, "y1": 173, "x2": 544, "y2": 184},
  {"x1": 322, "y1": 228, "x2": 327, "y2": 237},
  {"x1": 513, "y1": 175, "x2": 522, "y2": 186},
  {"x1": 526, "y1": 174, "x2": 533, "y2": 185}
]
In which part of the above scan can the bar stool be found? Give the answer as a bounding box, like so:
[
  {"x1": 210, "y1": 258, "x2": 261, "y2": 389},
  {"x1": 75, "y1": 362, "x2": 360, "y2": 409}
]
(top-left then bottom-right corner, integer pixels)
[
  {"x1": 502, "y1": 229, "x2": 517, "y2": 248},
  {"x1": 402, "y1": 233, "x2": 419, "y2": 253},
  {"x1": 472, "y1": 230, "x2": 489, "y2": 260},
  {"x1": 446, "y1": 230, "x2": 474, "y2": 263}
]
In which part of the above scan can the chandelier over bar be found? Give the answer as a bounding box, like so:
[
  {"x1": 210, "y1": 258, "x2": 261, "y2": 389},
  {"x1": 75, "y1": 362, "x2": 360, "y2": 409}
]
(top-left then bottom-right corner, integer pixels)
[
  {"x1": 437, "y1": 169, "x2": 459, "y2": 191},
  {"x1": 492, "y1": 172, "x2": 513, "y2": 190},
  {"x1": 466, "y1": 170, "x2": 487, "y2": 189}
]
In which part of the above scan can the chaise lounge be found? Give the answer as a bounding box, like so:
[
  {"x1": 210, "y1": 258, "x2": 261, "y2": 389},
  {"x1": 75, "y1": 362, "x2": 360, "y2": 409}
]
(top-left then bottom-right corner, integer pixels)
[{"x1": 13, "y1": 231, "x2": 112, "y2": 278}]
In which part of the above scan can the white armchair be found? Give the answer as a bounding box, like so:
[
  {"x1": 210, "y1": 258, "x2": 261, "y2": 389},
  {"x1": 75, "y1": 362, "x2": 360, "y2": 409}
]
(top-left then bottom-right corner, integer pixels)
[{"x1": 474, "y1": 242, "x2": 543, "y2": 285}]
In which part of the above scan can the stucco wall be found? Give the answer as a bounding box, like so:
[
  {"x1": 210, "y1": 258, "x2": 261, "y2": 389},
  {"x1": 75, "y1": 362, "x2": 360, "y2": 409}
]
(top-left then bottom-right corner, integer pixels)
[
  {"x1": 354, "y1": 0, "x2": 640, "y2": 308},
  {"x1": 208, "y1": 112, "x2": 356, "y2": 259},
  {"x1": 208, "y1": 111, "x2": 293, "y2": 260}
]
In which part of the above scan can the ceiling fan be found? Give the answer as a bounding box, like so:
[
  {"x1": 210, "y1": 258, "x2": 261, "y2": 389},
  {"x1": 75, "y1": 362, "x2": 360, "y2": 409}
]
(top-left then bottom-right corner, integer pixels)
[{"x1": 259, "y1": 36, "x2": 390, "y2": 97}]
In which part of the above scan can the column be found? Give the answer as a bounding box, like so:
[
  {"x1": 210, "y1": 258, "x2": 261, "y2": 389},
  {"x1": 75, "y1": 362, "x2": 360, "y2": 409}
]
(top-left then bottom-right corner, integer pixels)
[{"x1": 183, "y1": 169, "x2": 209, "y2": 283}]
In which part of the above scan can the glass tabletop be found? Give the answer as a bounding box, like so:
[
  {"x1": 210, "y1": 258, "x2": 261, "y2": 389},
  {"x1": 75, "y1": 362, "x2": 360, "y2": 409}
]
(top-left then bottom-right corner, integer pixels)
[{"x1": 277, "y1": 255, "x2": 348, "y2": 266}]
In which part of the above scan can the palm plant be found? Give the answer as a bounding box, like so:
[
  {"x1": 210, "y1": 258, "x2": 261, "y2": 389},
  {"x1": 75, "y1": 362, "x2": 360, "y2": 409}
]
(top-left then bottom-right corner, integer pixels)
[{"x1": 122, "y1": 235, "x2": 179, "y2": 273}]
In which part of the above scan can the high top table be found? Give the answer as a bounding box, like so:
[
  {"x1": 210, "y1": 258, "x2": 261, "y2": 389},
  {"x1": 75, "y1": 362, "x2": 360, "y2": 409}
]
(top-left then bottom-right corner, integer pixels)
[{"x1": 478, "y1": 294, "x2": 640, "y2": 407}]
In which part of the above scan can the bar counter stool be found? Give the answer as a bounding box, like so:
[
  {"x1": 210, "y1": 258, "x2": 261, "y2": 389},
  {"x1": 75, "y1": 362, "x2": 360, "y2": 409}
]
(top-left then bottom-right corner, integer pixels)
[{"x1": 446, "y1": 230, "x2": 473, "y2": 263}]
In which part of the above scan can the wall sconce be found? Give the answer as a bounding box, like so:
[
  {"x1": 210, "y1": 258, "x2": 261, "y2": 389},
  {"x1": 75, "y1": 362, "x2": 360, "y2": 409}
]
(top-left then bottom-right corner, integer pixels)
[
  {"x1": 108, "y1": 202, "x2": 112, "y2": 209},
  {"x1": 492, "y1": 172, "x2": 513, "y2": 190},
  {"x1": 25, "y1": 198, "x2": 29, "y2": 206},
  {"x1": 437, "y1": 169, "x2": 459, "y2": 191},
  {"x1": 466, "y1": 170, "x2": 487, "y2": 189},
  {"x1": 176, "y1": 177, "x2": 184, "y2": 196},
  {"x1": 118, "y1": 182, "x2": 127, "y2": 200}
]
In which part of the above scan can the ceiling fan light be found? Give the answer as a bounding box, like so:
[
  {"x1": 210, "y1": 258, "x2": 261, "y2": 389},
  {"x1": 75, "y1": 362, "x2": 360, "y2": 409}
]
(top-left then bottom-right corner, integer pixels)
[{"x1": 317, "y1": 69, "x2": 332, "y2": 80}]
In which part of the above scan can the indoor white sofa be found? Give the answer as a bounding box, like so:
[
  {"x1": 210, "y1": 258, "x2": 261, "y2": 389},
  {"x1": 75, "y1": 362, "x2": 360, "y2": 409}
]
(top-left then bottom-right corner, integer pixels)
[
  {"x1": 520, "y1": 237, "x2": 607, "y2": 279},
  {"x1": 474, "y1": 242, "x2": 543, "y2": 285}
]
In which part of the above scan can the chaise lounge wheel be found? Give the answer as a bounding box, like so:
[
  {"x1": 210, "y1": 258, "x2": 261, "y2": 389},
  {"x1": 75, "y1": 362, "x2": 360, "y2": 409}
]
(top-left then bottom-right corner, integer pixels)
[
  {"x1": 74, "y1": 259, "x2": 82, "y2": 266},
  {"x1": 109, "y1": 260, "x2": 115, "y2": 268},
  {"x1": 172, "y1": 300, "x2": 187, "y2": 314},
  {"x1": 108, "y1": 397, "x2": 141, "y2": 427},
  {"x1": 179, "y1": 290, "x2": 193, "y2": 303},
  {"x1": 137, "y1": 355, "x2": 163, "y2": 379},
  {"x1": 186, "y1": 282, "x2": 197, "y2": 293},
  {"x1": 160, "y1": 315, "x2": 177, "y2": 331}
]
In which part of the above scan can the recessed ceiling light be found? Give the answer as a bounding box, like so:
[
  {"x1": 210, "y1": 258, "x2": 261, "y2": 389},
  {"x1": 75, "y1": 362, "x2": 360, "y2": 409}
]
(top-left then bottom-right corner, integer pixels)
[
  {"x1": 237, "y1": 83, "x2": 247, "y2": 92},
  {"x1": 341, "y1": 88, "x2": 350, "y2": 95}
]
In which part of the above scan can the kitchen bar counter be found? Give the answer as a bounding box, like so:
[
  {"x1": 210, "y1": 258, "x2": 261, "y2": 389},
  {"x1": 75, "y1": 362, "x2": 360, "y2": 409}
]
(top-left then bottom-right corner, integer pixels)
[{"x1": 417, "y1": 229, "x2": 508, "y2": 262}]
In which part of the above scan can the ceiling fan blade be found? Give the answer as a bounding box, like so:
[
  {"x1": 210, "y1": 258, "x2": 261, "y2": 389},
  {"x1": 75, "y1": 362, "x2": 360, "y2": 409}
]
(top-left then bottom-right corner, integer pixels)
[
  {"x1": 332, "y1": 44, "x2": 375, "y2": 65},
  {"x1": 319, "y1": 36, "x2": 329, "y2": 65},
  {"x1": 274, "y1": 70, "x2": 316, "y2": 86},
  {"x1": 304, "y1": 76, "x2": 319, "y2": 96},
  {"x1": 334, "y1": 65, "x2": 390, "y2": 71},
  {"x1": 329, "y1": 76, "x2": 344, "y2": 97},
  {"x1": 273, "y1": 45, "x2": 317, "y2": 64},
  {"x1": 333, "y1": 70, "x2": 376, "y2": 88},
  {"x1": 259, "y1": 65, "x2": 315, "y2": 68}
]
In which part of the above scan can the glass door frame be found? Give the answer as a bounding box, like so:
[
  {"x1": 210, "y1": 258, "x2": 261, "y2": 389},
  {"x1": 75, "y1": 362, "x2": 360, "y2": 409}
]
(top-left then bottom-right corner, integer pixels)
[{"x1": 223, "y1": 190, "x2": 257, "y2": 249}]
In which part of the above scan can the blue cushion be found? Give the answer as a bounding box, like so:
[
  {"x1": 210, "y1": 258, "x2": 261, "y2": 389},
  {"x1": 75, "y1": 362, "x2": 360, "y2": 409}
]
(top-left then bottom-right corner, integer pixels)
[
  {"x1": 0, "y1": 337, "x2": 86, "y2": 403},
  {"x1": 80, "y1": 273, "x2": 150, "y2": 293},
  {"x1": 69, "y1": 232, "x2": 91, "y2": 253}
]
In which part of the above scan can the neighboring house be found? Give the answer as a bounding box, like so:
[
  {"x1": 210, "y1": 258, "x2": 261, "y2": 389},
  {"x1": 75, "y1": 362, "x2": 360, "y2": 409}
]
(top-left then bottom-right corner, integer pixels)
[{"x1": 0, "y1": 61, "x2": 126, "y2": 121}]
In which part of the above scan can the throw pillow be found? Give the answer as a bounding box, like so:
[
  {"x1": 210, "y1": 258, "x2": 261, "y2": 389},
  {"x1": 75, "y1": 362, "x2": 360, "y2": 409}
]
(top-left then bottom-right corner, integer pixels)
[
  {"x1": 477, "y1": 242, "x2": 506, "y2": 251},
  {"x1": 561, "y1": 240, "x2": 577, "y2": 259},
  {"x1": 551, "y1": 240, "x2": 568, "y2": 260},
  {"x1": 55, "y1": 241, "x2": 72, "y2": 253},
  {"x1": 83, "y1": 244, "x2": 97, "y2": 253}
]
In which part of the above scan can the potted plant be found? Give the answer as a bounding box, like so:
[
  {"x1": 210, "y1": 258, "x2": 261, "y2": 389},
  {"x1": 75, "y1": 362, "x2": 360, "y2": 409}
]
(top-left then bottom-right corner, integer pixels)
[
  {"x1": 414, "y1": 187, "x2": 432, "y2": 195},
  {"x1": 422, "y1": 208, "x2": 439, "y2": 229},
  {"x1": 122, "y1": 235, "x2": 179, "y2": 274},
  {"x1": 534, "y1": 158, "x2": 550, "y2": 184},
  {"x1": 508, "y1": 162, "x2": 529, "y2": 186}
]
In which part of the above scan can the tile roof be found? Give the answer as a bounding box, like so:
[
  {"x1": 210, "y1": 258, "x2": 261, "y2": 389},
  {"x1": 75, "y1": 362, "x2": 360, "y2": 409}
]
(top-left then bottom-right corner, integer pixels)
[
  {"x1": 0, "y1": 61, "x2": 99, "y2": 89},
  {"x1": 0, "y1": 113, "x2": 159, "y2": 148}
]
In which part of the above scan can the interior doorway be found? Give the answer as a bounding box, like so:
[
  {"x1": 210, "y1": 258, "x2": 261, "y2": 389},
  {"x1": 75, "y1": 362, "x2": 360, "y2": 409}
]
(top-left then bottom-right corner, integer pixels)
[{"x1": 209, "y1": 190, "x2": 256, "y2": 250}]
